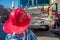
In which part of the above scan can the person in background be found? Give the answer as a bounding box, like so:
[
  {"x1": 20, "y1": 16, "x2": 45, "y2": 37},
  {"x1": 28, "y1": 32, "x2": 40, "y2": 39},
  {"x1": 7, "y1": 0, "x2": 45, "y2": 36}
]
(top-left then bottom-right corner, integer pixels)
[{"x1": 3, "y1": 8, "x2": 37, "y2": 40}]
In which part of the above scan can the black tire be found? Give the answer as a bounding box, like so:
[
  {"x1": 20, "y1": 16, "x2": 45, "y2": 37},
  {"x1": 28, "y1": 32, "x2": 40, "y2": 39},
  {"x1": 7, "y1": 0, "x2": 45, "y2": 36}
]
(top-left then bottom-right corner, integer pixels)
[{"x1": 45, "y1": 25, "x2": 49, "y2": 31}]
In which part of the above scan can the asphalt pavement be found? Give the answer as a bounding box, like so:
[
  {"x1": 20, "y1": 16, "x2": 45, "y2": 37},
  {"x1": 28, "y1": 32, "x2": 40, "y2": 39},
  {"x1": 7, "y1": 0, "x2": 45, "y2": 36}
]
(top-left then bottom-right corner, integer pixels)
[{"x1": 32, "y1": 29, "x2": 60, "y2": 40}]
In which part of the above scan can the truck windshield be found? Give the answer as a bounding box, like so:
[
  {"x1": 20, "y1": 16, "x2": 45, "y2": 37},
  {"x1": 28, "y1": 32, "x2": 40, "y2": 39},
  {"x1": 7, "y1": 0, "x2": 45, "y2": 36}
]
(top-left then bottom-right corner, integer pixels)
[
  {"x1": 37, "y1": 0, "x2": 49, "y2": 6},
  {"x1": 18, "y1": 0, "x2": 49, "y2": 8}
]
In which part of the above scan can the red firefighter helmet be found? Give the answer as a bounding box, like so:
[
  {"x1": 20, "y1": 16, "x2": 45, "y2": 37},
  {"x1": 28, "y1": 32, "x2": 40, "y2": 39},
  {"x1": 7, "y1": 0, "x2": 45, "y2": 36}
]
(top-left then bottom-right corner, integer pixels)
[{"x1": 3, "y1": 8, "x2": 31, "y2": 34}]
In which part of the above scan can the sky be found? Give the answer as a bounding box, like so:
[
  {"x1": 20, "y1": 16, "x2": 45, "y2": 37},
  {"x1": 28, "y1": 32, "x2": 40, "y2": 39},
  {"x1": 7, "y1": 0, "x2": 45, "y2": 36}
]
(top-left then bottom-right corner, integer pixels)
[{"x1": 0, "y1": 0, "x2": 18, "y2": 9}]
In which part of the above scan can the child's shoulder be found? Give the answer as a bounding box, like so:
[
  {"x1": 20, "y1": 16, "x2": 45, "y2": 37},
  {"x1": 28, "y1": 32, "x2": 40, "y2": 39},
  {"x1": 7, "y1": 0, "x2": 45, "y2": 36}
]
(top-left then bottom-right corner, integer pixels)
[{"x1": 26, "y1": 30, "x2": 37, "y2": 40}]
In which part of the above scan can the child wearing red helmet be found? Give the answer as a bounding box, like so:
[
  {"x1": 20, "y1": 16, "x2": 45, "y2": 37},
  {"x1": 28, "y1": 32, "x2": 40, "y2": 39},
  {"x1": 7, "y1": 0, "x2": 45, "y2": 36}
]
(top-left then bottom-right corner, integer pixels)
[{"x1": 3, "y1": 8, "x2": 37, "y2": 40}]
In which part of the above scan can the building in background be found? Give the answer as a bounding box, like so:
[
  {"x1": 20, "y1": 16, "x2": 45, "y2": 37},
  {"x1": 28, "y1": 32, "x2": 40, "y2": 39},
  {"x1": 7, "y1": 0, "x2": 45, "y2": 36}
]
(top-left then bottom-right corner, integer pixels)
[{"x1": 0, "y1": 5, "x2": 12, "y2": 23}]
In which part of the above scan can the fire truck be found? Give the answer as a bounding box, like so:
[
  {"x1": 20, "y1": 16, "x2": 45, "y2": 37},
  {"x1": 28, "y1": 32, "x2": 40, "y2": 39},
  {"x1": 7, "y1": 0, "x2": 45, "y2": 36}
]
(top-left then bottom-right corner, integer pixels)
[{"x1": 18, "y1": 0, "x2": 58, "y2": 30}]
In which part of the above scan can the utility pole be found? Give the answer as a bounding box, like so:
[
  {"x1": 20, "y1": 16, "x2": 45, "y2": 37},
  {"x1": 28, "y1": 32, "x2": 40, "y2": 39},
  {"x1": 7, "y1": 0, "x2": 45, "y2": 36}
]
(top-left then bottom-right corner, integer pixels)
[{"x1": 12, "y1": 1, "x2": 15, "y2": 9}]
